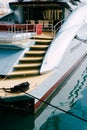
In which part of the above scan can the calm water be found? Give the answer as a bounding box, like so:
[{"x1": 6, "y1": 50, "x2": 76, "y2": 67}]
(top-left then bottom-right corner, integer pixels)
[{"x1": 34, "y1": 56, "x2": 87, "y2": 130}]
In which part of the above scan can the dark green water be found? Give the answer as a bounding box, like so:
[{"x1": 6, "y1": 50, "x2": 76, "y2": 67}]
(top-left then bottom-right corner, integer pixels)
[{"x1": 34, "y1": 56, "x2": 87, "y2": 130}]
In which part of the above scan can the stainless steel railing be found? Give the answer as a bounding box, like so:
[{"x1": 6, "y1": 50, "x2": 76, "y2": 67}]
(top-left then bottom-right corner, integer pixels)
[
  {"x1": 0, "y1": 19, "x2": 65, "y2": 38},
  {"x1": 53, "y1": 19, "x2": 65, "y2": 37}
]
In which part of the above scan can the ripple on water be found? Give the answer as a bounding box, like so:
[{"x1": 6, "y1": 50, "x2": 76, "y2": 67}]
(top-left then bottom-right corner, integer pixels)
[{"x1": 39, "y1": 59, "x2": 87, "y2": 130}]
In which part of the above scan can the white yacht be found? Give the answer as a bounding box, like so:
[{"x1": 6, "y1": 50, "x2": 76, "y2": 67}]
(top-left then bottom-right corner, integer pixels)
[{"x1": 0, "y1": 0, "x2": 87, "y2": 129}]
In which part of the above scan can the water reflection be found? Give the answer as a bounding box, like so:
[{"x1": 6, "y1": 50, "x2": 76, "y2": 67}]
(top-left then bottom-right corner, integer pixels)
[
  {"x1": 39, "y1": 59, "x2": 87, "y2": 130},
  {"x1": 69, "y1": 66, "x2": 87, "y2": 107}
]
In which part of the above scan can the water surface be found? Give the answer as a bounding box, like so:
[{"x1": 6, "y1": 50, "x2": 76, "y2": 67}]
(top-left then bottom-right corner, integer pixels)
[{"x1": 34, "y1": 56, "x2": 87, "y2": 130}]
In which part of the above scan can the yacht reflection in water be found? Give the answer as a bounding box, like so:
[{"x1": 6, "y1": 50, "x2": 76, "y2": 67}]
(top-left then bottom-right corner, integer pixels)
[{"x1": 40, "y1": 67, "x2": 87, "y2": 130}]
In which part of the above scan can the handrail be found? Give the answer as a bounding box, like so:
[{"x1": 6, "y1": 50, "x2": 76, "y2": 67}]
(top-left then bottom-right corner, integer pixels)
[
  {"x1": 0, "y1": 22, "x2": 54, "y2": 34},
  {"x1": 0, "y1": 19, "x2": 66, "y2": 38},
  {"x1": 53, "y1": 19, "x2": 66, "y2": 37},
  {"x1": 0, "y1": 23, "x2": 36, "y2": 33}
]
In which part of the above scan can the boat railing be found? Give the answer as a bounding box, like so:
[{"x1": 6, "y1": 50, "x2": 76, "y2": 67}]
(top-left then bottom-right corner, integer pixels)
[
  {"x1": 53, "y1": 19, "x2": 65, "y2": 37},
  {"x1": 0, "y1": 23, "x2": 36, "y2": 33},
  {"x1": 0, "y1": 19, "x2": 65, "y2": 41}
]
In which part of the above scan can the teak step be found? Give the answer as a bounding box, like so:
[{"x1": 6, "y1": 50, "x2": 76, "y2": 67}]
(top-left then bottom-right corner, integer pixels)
[
  {"x1": 35, "y1": 39, "x2": 52, "y2": 41},
  {"x1": 35, "y1": 39, "x2": 51, "y2": 42},
  {"x1": 8, "y1": 70, "x2": 40, "y2": 77},
  {"x1": 14, "y1": 63, "x2": 41, "y2": 69},
  {"x1": 35, "y1": 41, "x2": 51, "y2": 45},
  {"x1": 14, "y1": 63, "x2": 41, "y2": 68},
  {"x1": 32, "y1": 35, "x2": 53, "y2": 40},
  {"x1": 25, "y1": 50, "x2": 45, "y2": 56},
  {"x1": 30, "y1": 45, "x2": 48, "y2": 50},
  {"x1": 20, "y1": 57, "x2": 43, "y2": 62}
]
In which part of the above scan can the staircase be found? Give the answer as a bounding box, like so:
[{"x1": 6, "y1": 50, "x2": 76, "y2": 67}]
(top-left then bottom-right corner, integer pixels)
[{"x1": 8, "y1": 39, "x2": 52, "y2": 78}]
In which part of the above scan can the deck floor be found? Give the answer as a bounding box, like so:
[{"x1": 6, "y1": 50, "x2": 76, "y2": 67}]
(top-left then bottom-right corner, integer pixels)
[
  {"x1": 0, "y1": 31, "x2": 54, "y2": 98},
  {"x1": 0, "y1": 71, "x2": 53, "y2": 97}
]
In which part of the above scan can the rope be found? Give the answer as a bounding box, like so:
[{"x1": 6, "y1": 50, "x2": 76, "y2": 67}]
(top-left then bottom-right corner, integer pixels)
[
  {"x1": 24, "y1": 91, "x2": 87, "y2": 123},
  {"x1": 0, "y1": 76, "x2": 87, "y2": 123}
]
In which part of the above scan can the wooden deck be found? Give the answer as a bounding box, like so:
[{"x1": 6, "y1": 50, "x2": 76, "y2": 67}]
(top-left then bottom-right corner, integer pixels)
[
  {"x1": 0, "y1": 31, "x2": 54, "y2": 98},
  {"x1": 0, "y1": 71, "x2": 53, "y2": 97},
  {"x1": 1, "y1": 31, "x2": 53, "y2": 45},
  {"x1": 33, "y1": 32, "x2": 54, "y2": 40}
]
